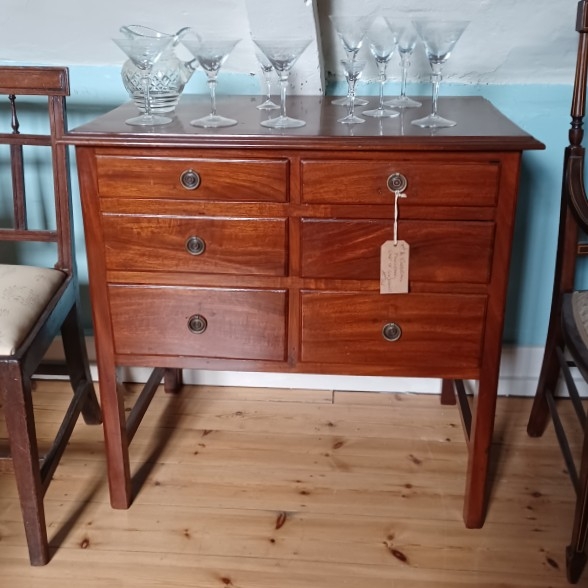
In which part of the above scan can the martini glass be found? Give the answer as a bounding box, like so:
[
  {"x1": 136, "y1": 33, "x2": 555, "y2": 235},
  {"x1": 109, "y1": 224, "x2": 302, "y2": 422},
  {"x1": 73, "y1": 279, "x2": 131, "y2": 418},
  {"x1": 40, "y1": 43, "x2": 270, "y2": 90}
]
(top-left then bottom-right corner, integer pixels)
[
  {"x1": 411, "y1": 19, "x2": 469, "y2": 128},
  {"x1": 329, "y1": 14, "x2": 372, "y2": 106},
  {"x1": 255, "y1": 50, "x2": 280, "y2": 110},
  {"x1": 182, "y1": 37, "x2": 241, "y2": 128},
  {"x1": 253, "y1": 38, "x2": 312, "y2": 129},
  {"x1": 112, "y1": 35, "x2": 174, "y2": 126},
  {"x1": 338, "y1": 59, "x2": 367, "y2": 124},
  {"x1": 384, "y1": 19, "x2": 421, "y2": 109},
  {"x1": 363, "y1": 18, "x2": 399, "y2": 119}
]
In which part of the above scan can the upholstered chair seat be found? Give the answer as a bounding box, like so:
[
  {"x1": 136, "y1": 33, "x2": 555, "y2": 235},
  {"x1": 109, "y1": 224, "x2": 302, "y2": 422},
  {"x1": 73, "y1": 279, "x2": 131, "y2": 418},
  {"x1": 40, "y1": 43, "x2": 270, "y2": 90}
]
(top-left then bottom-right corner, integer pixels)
[{"x1": 0, "y1": 264, "x2": 65, "y2": 356}]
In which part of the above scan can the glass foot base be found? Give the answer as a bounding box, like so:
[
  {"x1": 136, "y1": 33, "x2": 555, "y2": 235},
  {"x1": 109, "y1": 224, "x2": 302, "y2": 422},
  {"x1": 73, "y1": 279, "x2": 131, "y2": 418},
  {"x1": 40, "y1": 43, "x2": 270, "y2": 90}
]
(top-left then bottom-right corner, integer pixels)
[
  {"x1": 125, "y1": 113, "x2": 173, "y2": 126},
  {"x1": 191, "y1": 114, "x2": 238, "y2": 128},
  {"x1": 363, "y1": 107, "x2": 399, "y2": 118},
  {"x1": 338, "y1": 114, "x2": 365, "y2": 124},
  {"x1": 257, "y1": 99, "x2": 280, "y2": 110},
  {"x1": 411, "y1": 113, "x2": 456, "y2": 128},
  {"x1": 385, "y1": 96, "x2": 422, "y2": 109},
  {"x1": 260, "y1": 115, "x2": 306, "y2": 129},
  {"x1": 332, "y1": 96, "x2": 369, "y2": 106}
]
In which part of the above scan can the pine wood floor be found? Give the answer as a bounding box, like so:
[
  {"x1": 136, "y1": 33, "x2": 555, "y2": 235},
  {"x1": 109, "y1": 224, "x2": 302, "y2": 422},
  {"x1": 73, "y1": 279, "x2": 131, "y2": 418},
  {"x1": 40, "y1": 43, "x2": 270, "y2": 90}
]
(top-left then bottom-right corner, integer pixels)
[{"x1": 0, "y1": 380, "x2": 585, "y2": 587}]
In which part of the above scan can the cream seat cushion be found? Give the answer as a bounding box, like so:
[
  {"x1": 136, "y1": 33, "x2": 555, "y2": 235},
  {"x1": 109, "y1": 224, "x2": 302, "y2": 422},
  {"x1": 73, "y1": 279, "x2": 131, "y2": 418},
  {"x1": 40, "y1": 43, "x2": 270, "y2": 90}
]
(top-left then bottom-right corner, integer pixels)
[{"x1": 0, "y1": 264, "x2": 65, "y2": 356}]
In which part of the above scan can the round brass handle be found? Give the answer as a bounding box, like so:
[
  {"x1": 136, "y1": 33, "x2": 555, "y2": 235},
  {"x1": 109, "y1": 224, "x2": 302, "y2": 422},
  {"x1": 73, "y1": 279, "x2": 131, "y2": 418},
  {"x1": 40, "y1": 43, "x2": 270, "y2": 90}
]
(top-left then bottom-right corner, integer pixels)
[
  {"x1": 387, "y1": 172, "x2": 408, "y2": 193},
  {"x1": 382, "y1": 322, "x2": 402, "y2": 342},
  {"x1": 185, "y1": 236, "x2": 206, "y2": 256},
  {"x1": 180, "y1": 169, "x2": 201, "y2": 190},
  {"x1": 188, "y1": 314, "x2": 208, "y2": 335}
]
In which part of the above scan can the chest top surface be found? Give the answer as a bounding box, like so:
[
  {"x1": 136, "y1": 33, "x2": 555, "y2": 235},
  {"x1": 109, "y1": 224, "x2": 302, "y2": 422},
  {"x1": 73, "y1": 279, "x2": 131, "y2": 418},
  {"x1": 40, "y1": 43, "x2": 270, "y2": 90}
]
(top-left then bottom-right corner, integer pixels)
[{"x1": 65, "y1": 95, "x2": 544, "y2": 152}]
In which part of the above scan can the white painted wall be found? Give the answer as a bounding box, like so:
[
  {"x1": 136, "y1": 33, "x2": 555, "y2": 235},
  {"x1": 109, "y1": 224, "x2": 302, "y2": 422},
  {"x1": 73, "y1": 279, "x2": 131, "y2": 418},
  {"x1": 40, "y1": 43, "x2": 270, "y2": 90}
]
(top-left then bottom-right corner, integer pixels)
[{"x1": 0, "y1": 0, "x2": 580, "y2": 89}]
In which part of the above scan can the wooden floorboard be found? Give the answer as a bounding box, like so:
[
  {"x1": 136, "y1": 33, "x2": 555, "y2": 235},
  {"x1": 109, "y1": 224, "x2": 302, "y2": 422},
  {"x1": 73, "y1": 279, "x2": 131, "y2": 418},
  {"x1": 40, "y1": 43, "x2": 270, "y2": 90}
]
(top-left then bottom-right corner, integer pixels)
[{"x1": 0, "y1": 380, "x2": 584, "y2": 586}]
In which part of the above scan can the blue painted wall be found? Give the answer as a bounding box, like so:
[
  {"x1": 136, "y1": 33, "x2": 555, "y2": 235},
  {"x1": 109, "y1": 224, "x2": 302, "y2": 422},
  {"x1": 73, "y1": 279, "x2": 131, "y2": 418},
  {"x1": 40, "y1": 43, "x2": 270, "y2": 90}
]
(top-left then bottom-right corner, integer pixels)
[{"x1": 59, "y1": 66, "x2": 571, "y2": 346}]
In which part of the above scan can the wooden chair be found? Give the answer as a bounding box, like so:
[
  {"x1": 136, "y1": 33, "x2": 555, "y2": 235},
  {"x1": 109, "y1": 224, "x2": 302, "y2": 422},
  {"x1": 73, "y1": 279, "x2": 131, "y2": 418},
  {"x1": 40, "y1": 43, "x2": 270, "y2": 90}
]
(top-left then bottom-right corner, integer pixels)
[
  {"x1": 527, "y1": 1, "x2": 588, "y2": 582},
  {"x1": 0, "y1": 66, "x2": 102, "y2": 565}
]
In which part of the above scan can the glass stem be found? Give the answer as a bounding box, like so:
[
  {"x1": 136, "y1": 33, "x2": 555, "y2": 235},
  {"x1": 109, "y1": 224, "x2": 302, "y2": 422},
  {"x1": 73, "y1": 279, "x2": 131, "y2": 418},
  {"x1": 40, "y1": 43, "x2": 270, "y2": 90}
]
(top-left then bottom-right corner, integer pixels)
[
  {"x1": 143, "y1": 72, "x2": 152, "y2": 117},
  {"x1": 280, "y1": 73, "x2": 288, "y2": 119},
  {"x1": 377, "y1": 61, "x2": 387, "y2": 109},
  {"x1": 348, "y1": 78, "x2": 357, "y2": 118},
  {"x1": 399, "y1": 55, "x2": 409, "y2": 98},
  {"x1": 264, "y1": 71, "x2": 272, "y2": 100},
  {"x1": 208, "y1": 77, "x2": 218, "y2": 117},
  {"x1": 431, "y1": 71, "x2": 441, "y2": 117}
]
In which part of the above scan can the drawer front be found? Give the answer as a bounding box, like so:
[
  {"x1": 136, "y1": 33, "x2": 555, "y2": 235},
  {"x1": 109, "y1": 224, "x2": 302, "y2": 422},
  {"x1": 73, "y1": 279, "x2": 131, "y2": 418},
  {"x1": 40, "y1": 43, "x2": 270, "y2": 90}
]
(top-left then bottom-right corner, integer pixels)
[
  {"x1": 300, "y1": 291, "x2": 486, "y2": 371},
  {"x1": 96, "y1": 155, "x2": 288, "y2": 202},
  {"x1": 103, "y1": 215, "x2": 288, "y2": 276},
  {"x1": 110, "y1": 286, "x2": 287, "y2": 361},
  {"x1": 301, "y1": 159, "x2": 499, "y2": 206},
  {"x1": 300, "y1": 219, "x2": 494, "y2": 283}
]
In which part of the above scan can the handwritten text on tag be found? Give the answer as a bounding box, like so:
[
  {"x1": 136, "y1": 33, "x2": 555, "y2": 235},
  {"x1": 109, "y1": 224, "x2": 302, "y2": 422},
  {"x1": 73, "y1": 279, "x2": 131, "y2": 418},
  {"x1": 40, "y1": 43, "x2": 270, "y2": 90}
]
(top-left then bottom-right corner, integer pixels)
[{"x1": 380, "y1": 239, "x2": 410, "y2": 294}]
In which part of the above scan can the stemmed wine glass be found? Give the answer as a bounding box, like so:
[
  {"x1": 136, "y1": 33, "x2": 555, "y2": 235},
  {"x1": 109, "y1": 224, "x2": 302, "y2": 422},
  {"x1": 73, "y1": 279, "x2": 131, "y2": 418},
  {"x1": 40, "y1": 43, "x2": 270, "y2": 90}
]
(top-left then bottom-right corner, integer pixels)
[
  {"x1": 255, "y1": 50, "x2": 280, "y2": 110},
  {"x1": 363, "y1": 18, "x2": 399, "y2": 119},
  {"x1": 338, "y1": 59, "x2": 367, "y2": 124},
  {"x1": 329, "y1": 14, "x2": 372, "y2": 106},
  {"x1": 253, "y1": 38, "x2": 312, "y2": 128},
  {"x1": 411, "y1": 19, "x2": 469, "y2": 128},
  {"x1": 112, "y1": 35, "x2": 174, "y2": 126},
  {"x1": 384, "y1": 19, "x2": 421, "y2": 109},
  {"x1": 182, "y1": 37, "x2": 241, "y2": 128}
]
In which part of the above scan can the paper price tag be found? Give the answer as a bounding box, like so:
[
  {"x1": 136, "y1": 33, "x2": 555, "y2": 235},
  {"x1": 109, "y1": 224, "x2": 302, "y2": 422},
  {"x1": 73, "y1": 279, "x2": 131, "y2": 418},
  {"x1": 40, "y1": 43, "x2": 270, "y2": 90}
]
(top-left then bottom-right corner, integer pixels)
[{"x1": 380, "y1": 240, "x2": 410, "y2": 294}]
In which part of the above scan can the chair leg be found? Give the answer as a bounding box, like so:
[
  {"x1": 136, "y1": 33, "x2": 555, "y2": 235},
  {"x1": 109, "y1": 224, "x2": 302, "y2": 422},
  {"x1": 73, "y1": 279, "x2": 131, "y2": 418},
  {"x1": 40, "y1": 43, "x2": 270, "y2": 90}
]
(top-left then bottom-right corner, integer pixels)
[
  {"x1": 527, "y1": 326, "x2": 563, "y2": 437},
  {"x1": 164, "y1": 368, "x2": 183, "y2": 394},
  {"x1": 0, "y1": 363, "x2": 49, "y2": 565},
  {"x1": 566, "y1": 413, "x2": 588, "y2": 583},
  {"x1": 440, "y1": 379, "x2": 456, "y2": 405},
  {"x1": 61, "y1": 303, "x2": 102, "y2": 425}
]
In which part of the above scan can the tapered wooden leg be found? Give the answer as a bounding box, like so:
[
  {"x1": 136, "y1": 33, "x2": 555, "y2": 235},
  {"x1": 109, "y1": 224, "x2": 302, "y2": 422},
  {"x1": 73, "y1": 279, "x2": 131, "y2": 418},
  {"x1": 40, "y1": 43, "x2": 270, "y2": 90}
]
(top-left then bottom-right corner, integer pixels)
[
  {"x1": 164, "y1": 368, "x2": 183, "y2": 394},
  {"x1": 61, "y1": 303, "x2": 102, "y2": 425},
  {"x1": 463, "y1": 376, "x2": 498, "y2": 528},
  {"x1": 440, "y1": 379, "x2": 456, "y2": 405},
  {"x1": 1, "y1": 363, "x2": 49, "y2": 565},
  {"x1": 96, "y1": 359, "x2": 133, "y2": 509}
]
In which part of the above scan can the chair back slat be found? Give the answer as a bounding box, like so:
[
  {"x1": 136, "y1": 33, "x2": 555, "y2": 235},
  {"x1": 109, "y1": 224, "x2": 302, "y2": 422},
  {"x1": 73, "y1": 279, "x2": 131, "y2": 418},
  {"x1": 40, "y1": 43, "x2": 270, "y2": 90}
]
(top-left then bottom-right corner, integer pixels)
[
  {"x1": 0, "y1": 67, "x2": 69, "y2": 96},
  {"x1": 0, "y1": 66, "x2": 72, "y2": 271},
  {"x1": 10, "y1": 143, "x2": 27, "y2": 229}
]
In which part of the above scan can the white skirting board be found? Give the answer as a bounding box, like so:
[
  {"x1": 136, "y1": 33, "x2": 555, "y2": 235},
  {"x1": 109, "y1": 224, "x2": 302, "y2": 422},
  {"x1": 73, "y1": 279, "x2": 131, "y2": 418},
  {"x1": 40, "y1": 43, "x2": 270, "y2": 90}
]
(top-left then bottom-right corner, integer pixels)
[{"x1": 45, "y1": 338, "x2": 588, "y2": 397}]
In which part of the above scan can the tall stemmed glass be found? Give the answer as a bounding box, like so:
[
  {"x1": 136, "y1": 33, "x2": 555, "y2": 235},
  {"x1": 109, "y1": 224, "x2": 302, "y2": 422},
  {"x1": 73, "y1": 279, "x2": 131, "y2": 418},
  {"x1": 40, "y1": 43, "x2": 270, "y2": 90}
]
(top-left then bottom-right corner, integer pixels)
[
  {"x1": 338, "y1": 59, "x2": 367, "y2": 124},
  {"x1": 363, "y1": 18, "x2": 399, "y2": 119},
  {"x1": 411, "y1": 20, "x2": 469, "y2": 128},
  {"x1": 255, "y1": 50, "x2": 280, "y2": 110},
  {"x1": 384, "y1": 19, "x2": 421, "y2": 109},
  {"x1": 253, "y1": 38, "x2": 312, "y2": 128},
  {"x1": 112, "y1": 35, "x2": 174, "y2": 126},
  {"x1": 329, "y1": 14, "x2": 372, "y2": 106},
  {"x1": 182, "y1": 37, "x2": 241, "y2": 128}
]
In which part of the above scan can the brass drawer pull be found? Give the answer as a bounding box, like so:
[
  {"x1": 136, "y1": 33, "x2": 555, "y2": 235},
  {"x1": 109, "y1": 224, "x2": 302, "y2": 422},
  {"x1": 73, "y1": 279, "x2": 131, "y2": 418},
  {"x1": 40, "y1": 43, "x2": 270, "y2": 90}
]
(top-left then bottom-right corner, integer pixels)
[
  {"x1": 382, "y1": 322, "x2": 402, "y2": 342},
  {"x1": 387, "y1": 172, "x2": 407, "y2": 193},
  {"x1": 180, "y1": 169, "x2": 201, "y2": 190},
  {"x1": 188, "y1": 314, "x2": 208, "y2": 334},
  {"x1": 185, "y1": 235, "x2": 206, "y2": 256}
]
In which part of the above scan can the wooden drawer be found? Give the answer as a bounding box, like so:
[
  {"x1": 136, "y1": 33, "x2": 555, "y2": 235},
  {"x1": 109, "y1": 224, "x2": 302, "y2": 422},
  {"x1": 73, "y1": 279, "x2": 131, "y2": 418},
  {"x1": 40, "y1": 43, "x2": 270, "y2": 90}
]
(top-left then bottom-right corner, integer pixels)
[
  {"x1": 301, "y1": 159, "x2": 499, "y2": 206},
  {"x1": 103, "y1": 215, "x2": 288, "y2": 276},
  {"x1": 300, "y1": 291, "x2": 486, "y2": 372},
  {"x1": 109, "y1": 286, "x2": 287, "y2": 361},
  {"x1": 300, "y1": 219, "x2": 494, "y2": 283},
  {"x1": 96, "y1": 154, "x2": 288, "y2": 202}
]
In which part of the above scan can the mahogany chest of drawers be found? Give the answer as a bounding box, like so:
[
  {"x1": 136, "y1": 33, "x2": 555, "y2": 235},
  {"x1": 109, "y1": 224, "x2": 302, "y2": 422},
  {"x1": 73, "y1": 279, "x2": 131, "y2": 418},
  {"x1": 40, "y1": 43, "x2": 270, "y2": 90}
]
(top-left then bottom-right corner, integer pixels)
[{"x1": 65, "y1": 95, "x2": 543, "y2": 528}]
